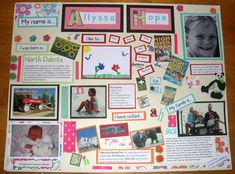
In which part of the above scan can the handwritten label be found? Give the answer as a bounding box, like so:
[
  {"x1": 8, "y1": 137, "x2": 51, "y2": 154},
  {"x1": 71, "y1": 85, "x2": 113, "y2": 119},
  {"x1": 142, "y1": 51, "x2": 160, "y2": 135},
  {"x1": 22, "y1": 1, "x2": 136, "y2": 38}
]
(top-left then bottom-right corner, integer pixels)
[
  {"x1": 16, "y1": 44, "x2": 48, "y2": 52},
  {"x1": 18, "y1": 17, "x2": 58, "y2": 27},
  {"x1": 109, "y1": 84, "x2": 136, "y2": 109},
  {"x1": 109, "y1": 35, "x2": 120, "y2": 43},
  {"x1": 136, "y1": 54, "x2": 151, "y2": 63},
  {"x1": 139, "y1": 34, "x2": 152, "y2": 44},
  {"x1": 12, "y1": 159, "x2": 59, "y2": 171},
  {"x1": 82, "y1": 34, "x2": 106, "y2": 43},
  {"x1": 112, "y1": 111, "x2": 146, "y2": 121},
  {"x1": 123, "y1": 35, "x2": 136, "y2": 44},
  {"x1": 190, "y1": 64, "x2": 223, "y2": 75},
  {"x1": 166, "y1": 94, "x2": 195, "y2": 114},
  {"x1": 134, "y1": 45, "x2": 146, "y2": 53},
  {"x1": 137, "y1": 65, "x2": 155, "y2": 77}
]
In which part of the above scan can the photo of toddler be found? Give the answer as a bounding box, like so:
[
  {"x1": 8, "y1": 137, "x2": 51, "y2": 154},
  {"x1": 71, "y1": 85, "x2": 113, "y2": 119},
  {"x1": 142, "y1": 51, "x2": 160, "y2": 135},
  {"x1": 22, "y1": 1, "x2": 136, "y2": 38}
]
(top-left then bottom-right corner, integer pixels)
[
  {"x1": 71, "y1": 86, "x2": 106, "y2": 118},
  {"x1": 77, "y1": 88, "x2": 99, "y2": 115},
  {"x1": 184, "y1": 15, "x2": 220, "y2": 58},
  {"x1": 10, "y1": 124, "x2": 59, "y2": 157}
]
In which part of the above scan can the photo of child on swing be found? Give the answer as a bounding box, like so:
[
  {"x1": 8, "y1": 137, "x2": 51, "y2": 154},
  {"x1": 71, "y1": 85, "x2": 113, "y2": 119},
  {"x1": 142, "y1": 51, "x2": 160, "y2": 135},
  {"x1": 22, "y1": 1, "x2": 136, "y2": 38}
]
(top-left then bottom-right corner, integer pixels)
[
  {"x1": 183, "y1": 15, "x2": 221, "y2": 59},
  {"x1": 177, "y1": 101, "x2": 227, "y2": 137},
  {"x1": 70, "y1": 86, "x2": 106, "y2": 118}
]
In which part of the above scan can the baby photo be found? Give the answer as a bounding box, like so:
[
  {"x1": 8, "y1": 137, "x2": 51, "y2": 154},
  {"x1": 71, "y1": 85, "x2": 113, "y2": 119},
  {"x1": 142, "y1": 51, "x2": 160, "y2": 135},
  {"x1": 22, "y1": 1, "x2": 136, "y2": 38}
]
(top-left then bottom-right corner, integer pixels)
[
  {"x1": 182, "y1": 14, "x2": 221, "y2": 59},
  {"x1": 70, "y1": 86, "x2": 107, "y2": 118},
  {"x1": 10, "y1": 124, "x2": 59, "y2": 157}
]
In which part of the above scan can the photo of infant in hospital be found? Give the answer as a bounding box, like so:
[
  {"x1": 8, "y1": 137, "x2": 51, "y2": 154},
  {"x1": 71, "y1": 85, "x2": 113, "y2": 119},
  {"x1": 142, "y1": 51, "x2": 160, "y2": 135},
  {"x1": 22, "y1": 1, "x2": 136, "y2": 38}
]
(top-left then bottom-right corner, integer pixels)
[{"x1": 10, "y1": 124, "x2": 59, "y2": 157}]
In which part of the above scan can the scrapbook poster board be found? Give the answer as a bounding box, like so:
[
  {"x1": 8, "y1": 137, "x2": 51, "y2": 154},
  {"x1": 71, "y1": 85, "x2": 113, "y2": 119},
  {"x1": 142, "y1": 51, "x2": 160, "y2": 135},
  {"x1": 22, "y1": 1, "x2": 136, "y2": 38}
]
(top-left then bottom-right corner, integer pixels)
[{"x1": 4, "y1": 2, "x2": 232, "y2": 172}]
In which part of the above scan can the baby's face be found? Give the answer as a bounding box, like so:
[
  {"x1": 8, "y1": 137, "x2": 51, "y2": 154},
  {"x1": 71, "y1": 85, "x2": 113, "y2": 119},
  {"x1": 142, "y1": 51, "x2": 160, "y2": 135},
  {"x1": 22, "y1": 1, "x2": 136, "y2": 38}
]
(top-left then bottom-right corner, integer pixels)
[
  {"x1": 28, "y1": 128, "x2": 42, "y2": 141},
  {"x1": 187, "y1": 23, "x2": 218, "y2": 57}
]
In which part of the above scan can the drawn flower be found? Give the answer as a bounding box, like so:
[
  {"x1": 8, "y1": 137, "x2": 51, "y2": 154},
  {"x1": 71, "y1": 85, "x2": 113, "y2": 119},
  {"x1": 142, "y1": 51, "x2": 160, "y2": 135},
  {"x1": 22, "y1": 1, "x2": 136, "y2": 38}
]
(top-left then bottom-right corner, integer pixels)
[
  {"x1": 97, "y1": 63, "x2": 105, "y2": 70},
  {"x1": 95, "y1": 63, "x2": 105, "y2": 75},
  {"x1": 41, "y1": 4, "x2": 57, "y2": 16},
  {"x1": 43, "y1": 34, "x2": 51, "y2": 42},
  {"x1": 215, "y1": 137, "x2": 225, "y2": 153},
  {"x1": 210, "y1": 8, "x2": 217, "y2": 14},
  {"x1": 30, "y1": 35, "x2": 37, "y2": 42},
  {"x1": 176, "y1": 5, "x2": 184, "y2": 12},
  {"x1": 15, "y1": 4, "x2": 32, "y2": 16},
  {"x1": 14, "y1": 35, "x2": 22, "y2": 42},
  {"x1": 111, "y1": 64, "x2": 120, "y2": 71},
  {"x1": 111, "y1": 64, "x2": 120, "y2": 75}
]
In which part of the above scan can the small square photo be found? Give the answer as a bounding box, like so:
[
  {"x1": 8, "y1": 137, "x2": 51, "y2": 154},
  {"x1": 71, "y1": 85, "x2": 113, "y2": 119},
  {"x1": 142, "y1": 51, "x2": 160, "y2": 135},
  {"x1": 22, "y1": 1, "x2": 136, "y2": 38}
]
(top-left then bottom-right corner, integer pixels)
[
  {"x1": 70, "y1": 86, "x2": 106, "y2": 118},
  {"x1": 130, "y1": 127, "x2": 164, "y2": 149},
  {"x1": 76, "y1": 126, "x2": 100, "y2": 153}
]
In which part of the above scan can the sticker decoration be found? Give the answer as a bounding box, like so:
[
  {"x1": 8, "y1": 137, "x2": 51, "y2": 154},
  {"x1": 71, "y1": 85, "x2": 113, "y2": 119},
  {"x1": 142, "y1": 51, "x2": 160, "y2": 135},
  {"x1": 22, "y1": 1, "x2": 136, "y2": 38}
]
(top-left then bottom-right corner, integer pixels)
[{"x1": 51, "y1": 37, "x2": 80, "y2": 60}]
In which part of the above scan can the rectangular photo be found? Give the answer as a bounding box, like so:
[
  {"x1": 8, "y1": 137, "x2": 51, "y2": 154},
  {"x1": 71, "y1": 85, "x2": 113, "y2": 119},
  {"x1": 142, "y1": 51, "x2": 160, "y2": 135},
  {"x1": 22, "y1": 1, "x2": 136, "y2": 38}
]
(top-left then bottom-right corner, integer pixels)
[
  {"x1": 100, "y1": 123, "x2": 129, "y2": 138},
  {"x1": 10, "y1": 123, "x2": 60, "y2": 158},
  {"x1": 9, "y1": 85, "x2": 59, "y2": 120},
  {"x1": 70, "y1": 86, "x2": 106, "y2": 118},
  {"x1": 76, "y1": 126, "x2": 100, "y2": 153},
  {"x1": 82, "y1": 45, "x2": 132, "y2": 79},
  {"x1": 177, "y1": 101, "x2": 227, "y2": 136},
  {"x1": 130, "y1": 126, "x2": 164, "y2": 149},
  {"x1": 181, "y1": 14, "x2": 223, "y2": 60}
]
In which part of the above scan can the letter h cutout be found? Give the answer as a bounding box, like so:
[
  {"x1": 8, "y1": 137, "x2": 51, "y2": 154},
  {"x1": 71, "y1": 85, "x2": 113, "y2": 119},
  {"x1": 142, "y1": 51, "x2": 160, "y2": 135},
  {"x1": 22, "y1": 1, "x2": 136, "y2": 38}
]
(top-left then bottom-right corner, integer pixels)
[{"x1": 133, "y1": 10, "x2": 146, "y2": 26}]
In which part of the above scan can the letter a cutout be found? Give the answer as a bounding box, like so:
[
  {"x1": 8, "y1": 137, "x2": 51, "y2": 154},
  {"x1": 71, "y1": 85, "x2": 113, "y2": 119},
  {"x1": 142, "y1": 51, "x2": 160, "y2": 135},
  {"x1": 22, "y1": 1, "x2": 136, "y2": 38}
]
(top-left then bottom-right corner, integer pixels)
[{"x1": 67, "y1": 9, "x2": 83, "y2": 26}]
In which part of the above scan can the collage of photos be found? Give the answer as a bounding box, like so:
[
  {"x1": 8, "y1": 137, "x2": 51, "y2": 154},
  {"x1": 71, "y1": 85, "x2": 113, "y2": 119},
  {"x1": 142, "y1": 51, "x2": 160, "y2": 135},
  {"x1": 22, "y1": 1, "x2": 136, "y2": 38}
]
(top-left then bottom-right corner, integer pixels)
[{"x1": 4, "y1": 2, "x2": 231, "y2": 173}]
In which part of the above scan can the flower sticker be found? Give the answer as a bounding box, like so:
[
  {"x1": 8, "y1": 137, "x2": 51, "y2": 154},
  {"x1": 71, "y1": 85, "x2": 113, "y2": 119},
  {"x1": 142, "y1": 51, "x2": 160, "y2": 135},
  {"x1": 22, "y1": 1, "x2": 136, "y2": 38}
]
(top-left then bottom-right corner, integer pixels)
[
  {"x1": 41, "y1": 4, "x2": 57, "y2": 16},
  {"x1": 43, "y1": 34, "x2": 51, "y2": 42},
  {"x1": 14, "y1": 35, "x2": 22, "y2": 42},
  {"x1": 15, "y1": 4, "x2": 32, "y2": 16},
  {"x1": 11, "y1": 55, "x2": 18, "y2": 62},
  {"x1": 34, "y1": 4, "x2": 41, "y2": 10},
  {"x1": 176, "y1": 5, "x2": 184, "y2": 12},
  {"x1": 111, "y1": 64, "x2": 120, "y2": 75},
  {"x1": 210, "y1": 8, "x2": 217, "y2": 14},
  {"x1": 30, "y1": 35, "x2": 37, "y2": 42},
  {"x1": 10, "y1": 64, "x2": 17, "y2": 71}
]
